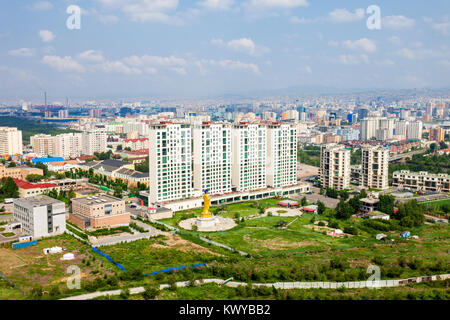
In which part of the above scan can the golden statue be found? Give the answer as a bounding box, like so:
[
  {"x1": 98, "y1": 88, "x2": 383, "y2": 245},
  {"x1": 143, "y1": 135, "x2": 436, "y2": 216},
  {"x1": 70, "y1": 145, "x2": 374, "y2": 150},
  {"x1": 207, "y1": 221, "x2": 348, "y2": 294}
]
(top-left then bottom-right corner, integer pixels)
[{"x1": 201, "y1": 190, "x2": 212, "y2": 219}]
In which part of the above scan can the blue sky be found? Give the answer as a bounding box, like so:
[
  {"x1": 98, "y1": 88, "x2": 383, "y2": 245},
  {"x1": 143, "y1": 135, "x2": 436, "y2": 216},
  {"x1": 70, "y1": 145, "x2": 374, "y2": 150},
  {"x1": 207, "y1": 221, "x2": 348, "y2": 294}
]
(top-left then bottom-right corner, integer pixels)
[{"x1": 1, "y1": 0, "x2": 450, "y2": 102}]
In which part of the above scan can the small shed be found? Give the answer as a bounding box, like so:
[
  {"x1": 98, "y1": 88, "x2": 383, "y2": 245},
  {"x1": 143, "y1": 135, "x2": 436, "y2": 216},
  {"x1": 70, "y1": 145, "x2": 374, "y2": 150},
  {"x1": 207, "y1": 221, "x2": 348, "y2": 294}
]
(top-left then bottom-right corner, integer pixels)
[
  {"x1": 62, "y1": 253, "x2": 75, "y2": 260},
  {"x1": 376, "y1": 233, "x2": 387, "y2": 241},
  {"x1": 301, "y1": 205, "x2": 318, "y2": 214},
  {"x1": 401, "y1": 231, "x2": 411, "y2": 238}
]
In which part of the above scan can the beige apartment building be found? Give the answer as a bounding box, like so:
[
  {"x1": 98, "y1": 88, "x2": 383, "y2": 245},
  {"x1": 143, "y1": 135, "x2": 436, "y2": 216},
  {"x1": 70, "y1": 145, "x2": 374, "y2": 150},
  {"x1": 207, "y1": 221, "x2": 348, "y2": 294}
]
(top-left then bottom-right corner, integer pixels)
[
  {"x1": 361, "y1": 145, "x2": 390, "y2": 190},
  {"x1": 30, "y1": 134, "x2": 54, "y2": 158},
  {"x1": 319, "y1": 143, "x2": 350, "y2": 190},
  {"x1": 0, "y1": 127, "x2": 23, "y2": 156},
  {"x1": 392, "y1": 170, "x2": 450, "y2": 193},
  {"x1": 69, "y1": 194, "x2": 130, "y2": 229}
]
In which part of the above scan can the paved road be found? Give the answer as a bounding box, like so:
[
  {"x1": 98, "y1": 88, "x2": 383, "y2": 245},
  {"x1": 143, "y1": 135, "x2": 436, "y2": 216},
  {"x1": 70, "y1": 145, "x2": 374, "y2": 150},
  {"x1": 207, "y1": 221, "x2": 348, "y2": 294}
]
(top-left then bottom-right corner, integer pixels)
[
  {"x1": 292, "y1": 187, "x2": 340, "y2": 208},
  {"x1": 390, "y1": 149, "x2": 427, "y2": 162}
]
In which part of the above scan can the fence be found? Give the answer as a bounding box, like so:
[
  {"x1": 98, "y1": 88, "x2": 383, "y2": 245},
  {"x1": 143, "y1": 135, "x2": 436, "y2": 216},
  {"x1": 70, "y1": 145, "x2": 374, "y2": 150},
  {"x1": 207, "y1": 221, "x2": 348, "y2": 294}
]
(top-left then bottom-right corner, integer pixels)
[
  {"x1": 91, "y1": 247, "x2": 126, "y2": 271},
  {"x1": 144, "y1": 263, "x2": 207, "y2": 276},
  {"x1": 199, "y1": 236, "x2": 249, "y2": 256}
]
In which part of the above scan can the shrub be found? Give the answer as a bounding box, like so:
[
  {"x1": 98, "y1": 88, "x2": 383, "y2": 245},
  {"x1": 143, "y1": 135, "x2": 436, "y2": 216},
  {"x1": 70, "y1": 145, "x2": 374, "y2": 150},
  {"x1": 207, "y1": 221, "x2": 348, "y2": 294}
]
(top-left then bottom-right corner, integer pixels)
[{"x1": 142, "y1": 283, "x2": 160, "y2": 300}]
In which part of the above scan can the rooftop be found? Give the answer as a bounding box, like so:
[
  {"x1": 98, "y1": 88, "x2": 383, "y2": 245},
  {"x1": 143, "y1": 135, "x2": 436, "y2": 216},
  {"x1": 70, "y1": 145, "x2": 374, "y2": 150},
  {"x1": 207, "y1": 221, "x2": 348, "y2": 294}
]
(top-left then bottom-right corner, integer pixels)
[
  {"x1": 13, "y1": 179, "x2": 59, "y2": 190},
  {"x1": 14, "y1": 195, "x2": 62, "y2": 207},
  {"x1": 71, "y1": 193, "x2": 123, "y2": 205}
]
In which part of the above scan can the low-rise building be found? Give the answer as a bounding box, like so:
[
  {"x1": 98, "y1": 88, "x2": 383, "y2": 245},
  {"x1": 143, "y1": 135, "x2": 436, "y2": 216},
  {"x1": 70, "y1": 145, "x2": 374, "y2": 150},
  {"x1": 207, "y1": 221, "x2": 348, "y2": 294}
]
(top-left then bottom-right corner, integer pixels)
[
  {"x1": 13, "y1": 195, "x2": 66, "y2": 239},
  {"x1": 13, "y1": 179, "x2": 61, "y2": 198},
  {"x1": 392, "y1": 170, "x2": 450, "y2": 192},
  {"x1": 68, "y1": 193, "x2": 130, "y2": 229},
  {"x1": 0, "y1": 165, "x2": 43, "y2": 180}
]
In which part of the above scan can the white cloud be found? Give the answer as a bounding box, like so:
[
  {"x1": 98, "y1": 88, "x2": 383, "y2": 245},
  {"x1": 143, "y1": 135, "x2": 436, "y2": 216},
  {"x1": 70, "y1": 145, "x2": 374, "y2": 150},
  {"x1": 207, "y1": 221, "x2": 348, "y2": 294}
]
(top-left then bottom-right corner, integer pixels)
[
  {"x1": 98, "y1": 14, "x2": 120, "y2": 24},
  {"x1": 39, "y1": 30, "x2": 55, "y2": 43},
  {"x1": 388, "y1": 36, "x2": 402, "y2": 45},
  {"x1": 211, "y1": 37, "x2": 270, "y2": 56},
  {"x1": 335, "y1": 54, "x2": 369, "y2": 65},
  {"x1": 77, "y1": 50, "x2": 105, "y2": 63},
  {"x1": 343, "y1": 38, "x2": 376, "y2": 53},
  {"x1": 424, "y1": 17, "x2": 450, "y2": 35},
  {"x1": 304, "y1": 65, "x2": 312, "y2": 74},
  {"x1": 42, "y1": 56, "x2": 85, "y2": 73},
  {"x1": 98, "y1": 0, "x2": 181, "y2": 24},
  {"x1": 196, "y1": 59, "x2": 260, "y2": 74},
  {"x1": 396, "y1": 48, "x2": 444, "y2": 60},
  {"x1": 440, "y1": 60, "x2": 450, "y2": 68},
  {"x1": 247, "y1": 0, "x2": 308, "y2": 9},
  {"x1": 98, "y1": 61, "x2": 143, "y2": 75},
  {"x1": 328, "y1": 8, "x2": 364, "y2": 23},
  {"x1": 29, "y1": 1, "x2": 53, "y2": 11},
  {"x1": 8, "y1": 48, "x2": 35, "y2": 57},
  {"x1": 291, "y1": 7, "x2": 364, "y2": 24},
  {"x1": 197, "y1": 0, "x2": 234, "y2": 11},
  {"x1": 383, "y1": 15, "x2": 415, "y2": 29}
]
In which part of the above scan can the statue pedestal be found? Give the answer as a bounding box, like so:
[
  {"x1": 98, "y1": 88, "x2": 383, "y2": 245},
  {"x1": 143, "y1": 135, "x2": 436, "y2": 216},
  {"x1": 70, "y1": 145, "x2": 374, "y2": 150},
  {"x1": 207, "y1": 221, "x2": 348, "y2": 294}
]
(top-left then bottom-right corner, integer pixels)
[{"x1": 196, "y1": 216, "x2": 219, "y2": 228}]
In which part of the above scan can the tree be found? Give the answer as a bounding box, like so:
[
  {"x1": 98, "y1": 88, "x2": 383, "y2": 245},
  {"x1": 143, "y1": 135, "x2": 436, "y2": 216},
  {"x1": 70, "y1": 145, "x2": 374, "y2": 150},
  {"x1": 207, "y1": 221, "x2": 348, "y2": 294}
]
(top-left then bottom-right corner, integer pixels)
[
  {"x1": 113, "y1": 187, "x2": 123, "y2": 199},
  {"x1": 349, "y1": 196, "x2": 362, "y2": 213},
  {"x1": 26, "y1": 174, "x2": 43, "y2": 182},
  {"x1": 35, "y1": 163, "x2": 49, "y2": 177},
  {"x1": 301, "y1": 197, "x2": 308, "y2": 206},
  {"x1": 439, "y1": 141, "x2": 448, "y2": 150},
  {"x1": 0, "y1": 177, "x2": 19, "y2": 199},
  {"x1": 142, "y1": 283, "x2": 160, "y2": 300},
  {"x1": 339, "y1": 190, "x2": 349, "y2": 201},
  {"x1": 8, "y1": 162, "x2": 16, "y2": 168},
  {"x1": 394, "y1": 200, "x2": 424, "y2": 227},
  {"x1": 378, "y1": 195, "x2": 395, "y2": 215},
  {"x1": 429, "y1": 143, "x2": 438, "y2": 153},
  {"x1": 335, "y1": 200, "x2": 355, "y2": 220},
  {"x1": 117, "y1": 145, "x2": 123, "y2": 151},
  {"x1": 326, "y1": 188, "x2": 339, "y2": 199},
  {"x1": 317, "y1": 201, "x2": 326, "y2": 215}
]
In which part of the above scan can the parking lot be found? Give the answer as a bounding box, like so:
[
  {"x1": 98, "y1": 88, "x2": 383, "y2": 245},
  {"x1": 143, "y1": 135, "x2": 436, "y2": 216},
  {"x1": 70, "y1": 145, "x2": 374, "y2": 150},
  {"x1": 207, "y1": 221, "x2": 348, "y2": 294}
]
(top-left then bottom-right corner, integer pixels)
[{"x1": 292, "y1": 187, "x2": 340, "y2": 208}]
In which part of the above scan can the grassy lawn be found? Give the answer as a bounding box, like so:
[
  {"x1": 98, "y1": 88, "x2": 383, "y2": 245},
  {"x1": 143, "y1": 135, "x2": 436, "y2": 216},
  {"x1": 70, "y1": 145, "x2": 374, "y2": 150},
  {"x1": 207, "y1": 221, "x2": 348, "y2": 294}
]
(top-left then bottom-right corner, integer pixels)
[
  {"x1": 100, "y1": 236, "x2": 225, "y2": 275},
  {"x1": 160, "y1": 198, "x2": 296, "y2": 226},
  {"x1": 0, "y1": 234, "x2": 116, "y2": 295},
  {"x1": 421, "y1": 198, "x2": 450, "y2": 207}
]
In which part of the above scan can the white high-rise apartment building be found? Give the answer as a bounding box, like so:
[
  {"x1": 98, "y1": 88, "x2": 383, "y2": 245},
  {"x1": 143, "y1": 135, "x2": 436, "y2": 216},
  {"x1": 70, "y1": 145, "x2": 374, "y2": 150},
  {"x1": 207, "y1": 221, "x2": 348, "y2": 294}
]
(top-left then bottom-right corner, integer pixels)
[
  {"x1": 267, "y1": 123, "x2": 297, "y2": 188},
  {"x1": 54, "y1": 133, "x2": 83, "y2": 159},
  {"x1": 361, "y1": 145, "x2": 389, "y2": 190},
  {"x1": 30, "y1": 134, "x2": 54, "y2": 158},
  {"x1": 193, "y1": 123, "x2": 232, "y2": 195},
  {"x1": 360, "y1": 117, "x2": 395, "y2": 141},
  {"x1": 232, "y1": 124, "x2": 267, "y2": 192},
  {"x1": 406, "y1": 120, "x2": 423, "y2": 140},
  {"x1": 360, "y1": 118, "x2": 378, "y2": 141},
  {"x1": 0, "y1": 127, "x2": 23, "y2": 156},
  {"x1": 123, "y1": 122, "x2": 149, "y2": 136},
  {"x1": 319, "y1": 143, "x2": 350, "y2": 190},
  {"x1": 82, "y1": 130, "x2": 107, "y2": 155},
  {"x1": 149, "y1": 123, "x2": 192, "y2": 203}
]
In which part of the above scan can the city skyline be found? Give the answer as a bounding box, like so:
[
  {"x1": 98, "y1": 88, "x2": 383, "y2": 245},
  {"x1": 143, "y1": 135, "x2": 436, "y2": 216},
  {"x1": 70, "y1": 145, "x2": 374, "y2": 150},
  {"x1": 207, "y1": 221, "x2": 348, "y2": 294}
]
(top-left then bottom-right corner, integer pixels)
[{"x1": 1, "y1": 0, "x2": 450, "y2": 101}]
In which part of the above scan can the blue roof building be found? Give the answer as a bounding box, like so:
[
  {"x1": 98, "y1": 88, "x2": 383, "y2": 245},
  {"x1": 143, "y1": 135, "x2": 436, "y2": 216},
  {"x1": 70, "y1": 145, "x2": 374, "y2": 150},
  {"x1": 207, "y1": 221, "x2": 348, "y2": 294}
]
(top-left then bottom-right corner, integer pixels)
[{"x1": 32, "y1": 157, "x2": 65, "y2": 164}]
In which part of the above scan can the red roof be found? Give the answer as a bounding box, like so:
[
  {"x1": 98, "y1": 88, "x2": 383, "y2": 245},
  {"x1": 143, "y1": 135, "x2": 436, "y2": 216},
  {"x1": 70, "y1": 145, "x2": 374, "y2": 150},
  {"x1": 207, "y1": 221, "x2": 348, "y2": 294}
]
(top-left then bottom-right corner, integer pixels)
[
  {"x1": 13, "y1": 179, "x2": 59, "y2": 190},
  {"x1": 124, "y1": 138, "x2": 148, "y2": 143}
]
